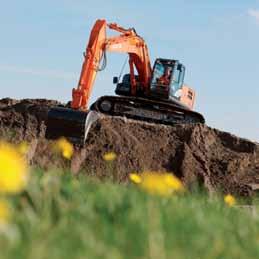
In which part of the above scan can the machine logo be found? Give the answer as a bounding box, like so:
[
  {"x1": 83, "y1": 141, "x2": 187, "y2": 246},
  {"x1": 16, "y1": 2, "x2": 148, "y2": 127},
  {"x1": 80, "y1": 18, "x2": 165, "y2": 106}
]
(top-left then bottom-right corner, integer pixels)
[{"x1": 111, "y1": 43, "x2": 122, "y2": 49}]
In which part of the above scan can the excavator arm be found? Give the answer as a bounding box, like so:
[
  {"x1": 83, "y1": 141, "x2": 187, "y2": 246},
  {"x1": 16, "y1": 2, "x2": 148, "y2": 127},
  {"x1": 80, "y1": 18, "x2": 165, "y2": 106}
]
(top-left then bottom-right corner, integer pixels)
[{"x1": 71, "y1": 19, "x2": 152, "y2": 110}]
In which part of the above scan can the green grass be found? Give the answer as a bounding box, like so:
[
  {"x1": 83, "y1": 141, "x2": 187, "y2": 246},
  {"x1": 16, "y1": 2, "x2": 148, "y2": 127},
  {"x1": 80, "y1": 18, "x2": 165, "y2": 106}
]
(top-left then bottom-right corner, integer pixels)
[{"x1": 1, "y1": 170, "x2": 259, "y2": 259}]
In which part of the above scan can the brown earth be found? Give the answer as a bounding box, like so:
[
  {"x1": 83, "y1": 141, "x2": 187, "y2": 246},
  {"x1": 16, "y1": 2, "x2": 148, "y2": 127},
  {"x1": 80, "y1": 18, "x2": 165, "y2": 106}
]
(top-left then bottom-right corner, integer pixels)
[{"x1": 1, "y1": 98, "x2": 259, "y2": 197}]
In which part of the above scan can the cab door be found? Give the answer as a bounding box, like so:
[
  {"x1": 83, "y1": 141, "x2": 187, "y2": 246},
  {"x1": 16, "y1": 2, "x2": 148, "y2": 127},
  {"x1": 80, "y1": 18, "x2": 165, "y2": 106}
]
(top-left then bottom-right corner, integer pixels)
[
  {"x1": 150, "y1": 61, "x2": 171, "y2": 98},
  {"x1": 170, "y1": 63, "x2": 185, "y2": 99}
]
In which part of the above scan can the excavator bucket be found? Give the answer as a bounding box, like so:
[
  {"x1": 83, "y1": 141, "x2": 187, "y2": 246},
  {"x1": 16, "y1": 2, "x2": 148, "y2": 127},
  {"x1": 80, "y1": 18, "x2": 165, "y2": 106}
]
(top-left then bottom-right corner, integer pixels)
[{"x1": 45, "y1": 107, "x2": 99, "y2": 145}]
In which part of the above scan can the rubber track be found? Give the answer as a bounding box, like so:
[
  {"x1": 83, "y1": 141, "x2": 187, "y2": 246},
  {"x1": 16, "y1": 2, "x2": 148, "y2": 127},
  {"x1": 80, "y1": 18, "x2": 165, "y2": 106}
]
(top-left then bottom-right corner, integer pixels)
[{"x1": 90, "y1": 95, "x2": 205, "y2": 126}]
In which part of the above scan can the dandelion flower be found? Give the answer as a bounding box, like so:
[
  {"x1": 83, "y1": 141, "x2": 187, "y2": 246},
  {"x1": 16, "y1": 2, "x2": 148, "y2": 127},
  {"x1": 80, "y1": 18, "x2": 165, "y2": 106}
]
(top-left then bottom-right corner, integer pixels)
[
  {"x1": 131, "y1": 172, "x2": 184, "y2": 197},
  {"x1": 129, "y1": 173, "x2": 142, "y2": 184},
  {"x1": 164, "y1": 174, "x2": 184, "y2": 192},
  {"x1": 54, "y1": 137, "x2": 74, "y2": 160},
  {"x1": 140, "y1": 173, "x2": 171, "y2": 196},
  {"x1": 224, "y1": 194, "x2": 236, "y2": 207},
  {"x1": 0, "y1": 142, "x2": 29, "y2": 194},
  {"x1": 103, "y1": 152, "x2": 116, "y2": 162},
  {"x1": 0, "y1": 200, "x2": 10, "y2": 225}
]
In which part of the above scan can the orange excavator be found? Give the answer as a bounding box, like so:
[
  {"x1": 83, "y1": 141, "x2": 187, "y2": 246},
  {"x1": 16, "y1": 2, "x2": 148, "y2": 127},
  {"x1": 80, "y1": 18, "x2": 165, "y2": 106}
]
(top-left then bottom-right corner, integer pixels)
[{"x1": 46, "y1": 19, "x2": 204, "y2": 144}]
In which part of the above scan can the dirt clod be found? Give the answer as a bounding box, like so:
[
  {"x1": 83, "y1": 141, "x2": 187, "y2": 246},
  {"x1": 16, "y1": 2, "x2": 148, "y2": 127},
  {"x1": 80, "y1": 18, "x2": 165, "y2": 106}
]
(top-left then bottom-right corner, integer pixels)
[{"x1": 1, "y1": 98, "x2": 259, "y2": 197}]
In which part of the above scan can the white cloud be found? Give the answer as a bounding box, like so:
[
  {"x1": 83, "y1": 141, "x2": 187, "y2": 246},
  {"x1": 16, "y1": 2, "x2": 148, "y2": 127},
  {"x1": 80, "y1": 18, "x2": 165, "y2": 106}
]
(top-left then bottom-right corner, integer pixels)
[
  {"x1": 248, "y1": 9, "x2": 259, "y2": 24},
  {"x1": 0, "y1": 64, "x2": 76, "y2": 80}
]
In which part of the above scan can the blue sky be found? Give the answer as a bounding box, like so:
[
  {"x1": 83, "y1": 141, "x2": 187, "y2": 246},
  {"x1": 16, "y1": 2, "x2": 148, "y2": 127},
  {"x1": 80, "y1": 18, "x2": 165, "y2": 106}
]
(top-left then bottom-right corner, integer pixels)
[{"x1": 1, "y1": 0, "x2": 259, "y2": 140}]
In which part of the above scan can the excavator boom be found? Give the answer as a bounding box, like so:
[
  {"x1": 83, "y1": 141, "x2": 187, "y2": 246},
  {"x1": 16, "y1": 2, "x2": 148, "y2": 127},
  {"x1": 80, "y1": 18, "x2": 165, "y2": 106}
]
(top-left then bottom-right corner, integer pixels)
[{"x1": 71, "y1": 19, "x2": 152, "y2": 110}]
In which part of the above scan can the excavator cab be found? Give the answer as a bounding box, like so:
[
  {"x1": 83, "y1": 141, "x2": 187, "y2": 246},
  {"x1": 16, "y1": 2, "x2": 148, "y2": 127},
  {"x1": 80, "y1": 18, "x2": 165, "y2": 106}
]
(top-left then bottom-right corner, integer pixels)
[
  {"x1": 150, "y1": 58, "x2": 185, "y2": 101},
  {"x1": 115, "y1": 59, "x2": 185, "y2": 102}
]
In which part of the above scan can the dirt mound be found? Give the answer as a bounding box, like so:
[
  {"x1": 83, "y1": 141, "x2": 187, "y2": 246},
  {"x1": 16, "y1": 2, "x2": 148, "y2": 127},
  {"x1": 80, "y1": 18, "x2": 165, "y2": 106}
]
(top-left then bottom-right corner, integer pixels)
[{"x1": 1, "y1": 98, "x2": 259, "y2": 197}]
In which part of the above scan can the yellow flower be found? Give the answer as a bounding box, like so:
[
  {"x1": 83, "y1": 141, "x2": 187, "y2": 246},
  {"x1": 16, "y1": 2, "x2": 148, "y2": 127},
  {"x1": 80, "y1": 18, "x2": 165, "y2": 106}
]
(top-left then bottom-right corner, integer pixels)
[
  {"x1": 103, "y1": 152, "x2": 117, "y2": 162},
  {"x1": 54, "y1": 137, "x2": 74, "y2": 160},
  {"x1": 0, "y1": 200, "x2": 10, "y2": 225},
  {"x1": 130, "y1": 172, "x2": 184, "y2": 197},
  {"x1": 0, "y1": 142, "x2": 29, "y2": 194},
  {"x1": 224, "y1": 194, "x2": 236, "y2": 207},
  {"x1": 17, "y1": 141, "x2": 29, "y2": 155},
  {"x1": 129, "y1": 173, "x2": 142, "y2": 184},
  {"x1": 164, "y1": 174, "x2": 184, "y2": 192}
]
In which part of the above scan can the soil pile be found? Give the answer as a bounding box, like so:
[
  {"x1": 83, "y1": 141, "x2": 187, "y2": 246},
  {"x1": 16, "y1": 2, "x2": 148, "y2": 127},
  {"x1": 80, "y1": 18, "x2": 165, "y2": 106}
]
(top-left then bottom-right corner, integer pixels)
[{"x1": 1, "y1": 98, "x2": 259, "y2": 196}]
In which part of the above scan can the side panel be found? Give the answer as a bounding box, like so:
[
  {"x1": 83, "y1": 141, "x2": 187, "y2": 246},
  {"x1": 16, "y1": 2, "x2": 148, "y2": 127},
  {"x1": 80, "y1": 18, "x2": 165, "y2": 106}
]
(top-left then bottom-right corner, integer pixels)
[{"x1": 179, "y1": 84, "x2": 195, "y2": 109}]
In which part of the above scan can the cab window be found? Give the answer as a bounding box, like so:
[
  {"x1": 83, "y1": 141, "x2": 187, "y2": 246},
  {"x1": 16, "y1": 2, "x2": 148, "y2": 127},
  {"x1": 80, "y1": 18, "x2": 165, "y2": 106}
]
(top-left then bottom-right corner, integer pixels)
[
  {"x1": 173, "y1": 67, "x2": 180, "y2": 82},
  {"x1": 151, "y1": 62, "x2": 164, "y2": 84}
]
